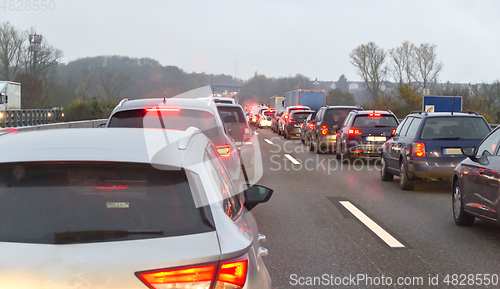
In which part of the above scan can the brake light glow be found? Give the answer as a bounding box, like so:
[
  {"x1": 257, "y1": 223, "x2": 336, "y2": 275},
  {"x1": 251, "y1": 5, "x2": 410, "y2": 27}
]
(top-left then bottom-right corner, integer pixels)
[
  {"x1": 138, "y1": 265, "x2": 215, "y2": 288},
  {"x1": 368, "y1": 113, "x2": 381, "y2": 117},
  {"x1": 217, "y1": 260, "x2": 248, "y2": 287},
  {"x1": 348, "y1": 129, "x2": 362, "y2": 135},
  {"x1": 391, "y1": 129, "x2": 396, "y2": 135},
  {"x1": 321, "y1": 125, "x2": 328, "y2": 135},
  {"x1": 412, "y1": 142, "x2": 426, "y2": 157},
  {"x1": 308, "y1": 123, "x2": 315, "y2": 130},
  {"x1": 145, "y1": 108, "x2": 180, "y2": 112},
  {"x1": 216, "y1": 145, "x2": 231, "y2": 157},
  {"x1": 260, "y1": 115, "x2": 265, "y2": 120},
  {"x1": 95, "y1": 185, "x2": 127, "y2": 190}
]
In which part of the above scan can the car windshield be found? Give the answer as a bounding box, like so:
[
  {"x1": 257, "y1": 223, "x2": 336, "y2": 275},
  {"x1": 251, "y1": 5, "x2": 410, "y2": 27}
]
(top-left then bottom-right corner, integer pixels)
[
  {"x1": 0, "y1": 162, "x2": 214, "y2": 244},
  {"x1": 291, "y1": 112, "x2": 312, "y2": 121},
  {"x1": 353, "y1": 115, "x2": 398, "y2": 127},
  {"x1": 218, "y1": 106, "x2": 247, "y2": 124},
  {"x1": 420, "y1": 117, "x2": 491, "y2": 140},
  {"x1": 108, "y1": 108, "x2": 220, "y2": 138}
]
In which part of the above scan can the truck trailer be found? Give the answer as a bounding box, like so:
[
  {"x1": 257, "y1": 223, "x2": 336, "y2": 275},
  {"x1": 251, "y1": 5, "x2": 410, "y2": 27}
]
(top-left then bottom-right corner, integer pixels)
[
  {"x1": 0, "y1": 81, "x2": 21, "y2": 110},
  {"x1": 284, "y1": 89, "x2": 325, "y2": 111},
  {"x1": 269, "y1": 95, "x2": 285, "y2": 111}
]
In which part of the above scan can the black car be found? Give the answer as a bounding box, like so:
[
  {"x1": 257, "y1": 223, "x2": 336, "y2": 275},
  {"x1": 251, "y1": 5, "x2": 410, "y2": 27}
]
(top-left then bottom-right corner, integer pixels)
[
  {"x1": 278, "y1": 105, "x2": 311, "y2": 136},
  {"x1": 452, "y1": 126, "x2": 500, "y2": 226},
  {"x1": 381, "y1": 111, "x2": 491, "y2": 190},
  {"x1": 300, "y1": 112, "x2": 317, "y2": 145},
  {"x1": 309, "y1": 105, "x2": 363, "y2": 154},
  {"x1": 337, "y1": 110, "x2": 399, "y2": 160},
  {"x1": 271, "y1": 111, "x2": 283, "y2": 133},
  {"x1": 283, "y1": 110, "x2": 315, "y2": 139}
]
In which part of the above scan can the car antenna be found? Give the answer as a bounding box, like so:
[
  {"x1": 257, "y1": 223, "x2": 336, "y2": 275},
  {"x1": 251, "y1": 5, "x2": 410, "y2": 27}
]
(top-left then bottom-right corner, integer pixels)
[{"x1": 163, "y1": 97, "x2": 166, "y2": 105}]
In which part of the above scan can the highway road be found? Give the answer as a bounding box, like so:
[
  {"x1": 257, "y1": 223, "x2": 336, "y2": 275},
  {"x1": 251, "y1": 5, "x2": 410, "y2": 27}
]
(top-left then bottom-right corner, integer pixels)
[{"x1": 251, "y1": 128, "x2": 500, "y2": 289}]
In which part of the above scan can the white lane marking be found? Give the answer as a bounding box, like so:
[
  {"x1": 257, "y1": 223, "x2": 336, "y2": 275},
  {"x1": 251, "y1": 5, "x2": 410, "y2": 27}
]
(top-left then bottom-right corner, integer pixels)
[
  {"x1": 264, "y1": 139, "x2": 273, "y2": 144},
  {"x1": 339, "y1": 201, "x2": 405, "y2": 248},
  {"x1": 284, "y1": 154, "x2": 301, "y2": 165},
  {"x1": 255, "y1": 132, "x2": 259, "y2": 135}
]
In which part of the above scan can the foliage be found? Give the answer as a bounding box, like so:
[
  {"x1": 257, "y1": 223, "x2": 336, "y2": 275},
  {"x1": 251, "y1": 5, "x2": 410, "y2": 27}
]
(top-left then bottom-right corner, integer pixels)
[
  {"x1": 63, "y1": 98, "x2": 117, "y2": 121},
  {"x1": 335, "y1": 74, "x2": 349, "y2": 92},
  {"x1": 397, "y1": 84, "x2": 421, "y2": 111},
  {"x1": 326, "y1": 89, "x2": 356, "y2": 106},
  {"x1": 349, "y1": 42, "x2": 386, "y2": 103},
  {"x1": 11, "y1": 73, "x2": 44, "y2": 108}
]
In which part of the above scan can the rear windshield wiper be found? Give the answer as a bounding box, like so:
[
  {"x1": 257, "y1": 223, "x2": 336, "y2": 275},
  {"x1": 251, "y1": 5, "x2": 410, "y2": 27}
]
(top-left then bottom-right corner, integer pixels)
[
  {"x1": 54, "y1": 230, "x2": 164, "y2": 244},
  {"x1": 431, "y1": 137, "x2": 460, "y2": 140}
]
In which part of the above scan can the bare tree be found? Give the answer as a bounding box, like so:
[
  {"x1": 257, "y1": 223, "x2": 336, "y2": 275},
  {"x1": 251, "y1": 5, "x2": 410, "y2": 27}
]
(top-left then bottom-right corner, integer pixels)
[
  {"x1": 413, "y1": 43, "x2": 443, "y2": 90},
  {"x1": 0, "y1": 22, "x2": 27, "y2": 80},
  {"x1": 98, "y1": 67, "x2": 130, "y2": 102},
  {"x1": 388, "y1": 41, "x2": 415, "y2": 86},
  {"x1": 350, "y1": 42, "x2": 386, "y2": 102}
]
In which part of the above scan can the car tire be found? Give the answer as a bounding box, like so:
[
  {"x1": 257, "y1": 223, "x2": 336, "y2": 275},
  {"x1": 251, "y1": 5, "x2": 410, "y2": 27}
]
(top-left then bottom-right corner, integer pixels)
[
  {"x1": 309, "y1": 139, "x2": 315, "y2": 152},
  {"x1": 305, "y1": 135, "x2": 311, "y2": 147},
  {"x1": 380, "y1": 157, "x2": 393, "y2": 181},
  {"x1": 399, "y1": 162, "x2": 414, "y2": 190},
  {"x1": 453, "y1": 181, "x2": 475, "y2": 226},
  {"x1": 285, "y1": 130, "x2": 291, "y2": 139}
]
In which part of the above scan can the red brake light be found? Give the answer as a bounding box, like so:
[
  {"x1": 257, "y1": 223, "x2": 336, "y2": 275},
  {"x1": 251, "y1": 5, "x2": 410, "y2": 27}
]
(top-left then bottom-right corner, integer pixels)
[
  {"x1": 348, "y1": 129, "x2": 362, "y2": 135},
  {"x1": 138, "y1": 265, "x2": 216, "y2": 288},
  {"x1": 412, "y1": 142, "x2": 426, "y2": 157},
  {"x1": 391, "y1": 129, "x2": 396, "y2": 135},
  {"x1": 216, "y1": 145, "x2": 231, "y2": 157},
  {"x1": 308, "y1": 123, "x2": 315, "y2": 130},
  {"x1": 217, "y1": 260, "x2": 248, "y2": 287},
  {"x1": 321, "y1": 125, "x2": 328, "y2": 135},
  {"x1": 368, "y1": 113, "x2": 381, "y2": 117},
  {"x1": 146, "y1": 108, "x2": 180, "y2": 112},
  {"x1": 95, "y1": 185, "x2": 127, "y2": 190}
]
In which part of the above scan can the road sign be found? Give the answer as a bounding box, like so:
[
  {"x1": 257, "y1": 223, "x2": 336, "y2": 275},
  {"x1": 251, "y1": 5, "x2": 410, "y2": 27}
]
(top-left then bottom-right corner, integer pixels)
[{"x1": 423, "y1": 95, "x2": 462, "y2": 113}]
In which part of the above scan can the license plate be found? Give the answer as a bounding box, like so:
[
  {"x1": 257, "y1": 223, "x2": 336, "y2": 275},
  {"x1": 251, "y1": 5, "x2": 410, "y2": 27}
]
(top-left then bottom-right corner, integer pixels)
[
  {"x1": 443, "y1": 148, "x2": 462, "y2": 155},
  {"x1": 366, "y1": 136, "x2": 386, "y2": 142},
  {"x1": 294, "y1": 124, "x2": 301, "y2": 127}
]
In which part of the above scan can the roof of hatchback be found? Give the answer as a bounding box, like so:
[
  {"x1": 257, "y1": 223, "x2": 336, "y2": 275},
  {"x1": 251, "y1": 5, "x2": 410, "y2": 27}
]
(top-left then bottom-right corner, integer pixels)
[
  {"x1": 410, "y1": 112, "x2": 485, "y2": 118},
  {"x1": 356, "y1": 110, "x2": 394, "y2": 115},
  {"x1": 112, "y1": 98, "x2": 217, "y2": 114},
  {"x1": 0, "y1": 128, "x2": 201, "y2": 166}
]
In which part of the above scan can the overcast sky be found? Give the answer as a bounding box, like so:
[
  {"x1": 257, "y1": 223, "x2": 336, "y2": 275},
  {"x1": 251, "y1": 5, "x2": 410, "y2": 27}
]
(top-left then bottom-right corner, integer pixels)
[{"x1": 2, "y1": 0, "x2": 500, "y2": 83}]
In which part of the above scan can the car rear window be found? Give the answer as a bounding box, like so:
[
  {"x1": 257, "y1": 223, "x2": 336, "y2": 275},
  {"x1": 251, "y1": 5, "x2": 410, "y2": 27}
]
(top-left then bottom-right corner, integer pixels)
[
  {"x1": 218, "y1": 106, "x2": 247, "y2": 124},
  {"x1": 108, "y1": 109, "x2": 220, "y2": 138},
  {"x1": 213, "y1": 99, "x2": 233, "y2": 104},
  {"x1": 324, "y1": 108, "x2": 361, "y2": 125},
  {"x1": 353, "y1": 114, "x2": 398, "y2": 127},
  {"x1": 0, "y1": 162, "x2": 214, "y2": 244},
  {"x1": 263, "y1": 110, "x2": 275, "y2": 116},
  {"x1": 291, "y1": 112, "x2": 313, "y2": 121},
  {"x1": 420, "y1": 116, "x2": 491, "y2": 140}
]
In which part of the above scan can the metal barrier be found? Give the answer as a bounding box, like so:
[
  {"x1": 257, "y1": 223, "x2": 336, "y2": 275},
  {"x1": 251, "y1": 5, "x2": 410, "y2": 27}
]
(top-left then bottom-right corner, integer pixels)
[
  {"x1": 0, "y1": 109, "x2": 56, "y2": 128},
  {"x1": 14, "y1": 119, "x2": 107, "y2": 132}
]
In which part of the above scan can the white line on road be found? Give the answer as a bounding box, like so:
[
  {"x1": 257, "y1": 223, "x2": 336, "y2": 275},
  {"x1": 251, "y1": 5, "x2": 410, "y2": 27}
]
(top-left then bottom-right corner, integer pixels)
[
  {"x1": 339, "y1": 201, "x2": 405, "y2": 248},
  {"x1": 264, "y1": 139, "x2": 273, "y2": 144},
  {"x1": 284, "y1": 154, "x2": 301, "y2": 165},
  {"x1": 255, "y1": 132, "x2": 259, "y2": 135}
]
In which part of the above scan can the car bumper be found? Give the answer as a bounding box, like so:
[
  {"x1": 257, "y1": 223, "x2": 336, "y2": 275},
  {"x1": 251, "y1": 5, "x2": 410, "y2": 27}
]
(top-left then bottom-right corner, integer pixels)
[
  {"x1": 317, "y1": 134, "x2": 337, "y2": 148},
  {"x1": 408, "y1": 158, "x2": 463, "y2": 179},
  {"x1": 259, "y1": 120, "x2": 272, "y2": 127},
  {"x1": 285, "y1": 125, "x2": 302, "y2": 137},
  {"x1": 348, "y1": 142, "x2": 384, "y2": 158}
]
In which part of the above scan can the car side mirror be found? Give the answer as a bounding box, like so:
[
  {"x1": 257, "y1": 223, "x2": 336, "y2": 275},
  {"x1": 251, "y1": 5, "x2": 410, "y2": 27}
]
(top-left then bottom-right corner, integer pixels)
[
  {"x1": 244, "y1": 185, "x2": 273, "y2": 211},
  {"x1": 97, "y1": 123, "x2": 106, "y2": 128},
  {"x1": 461, "y1": 147, "x2": 475, "y2": 157}
]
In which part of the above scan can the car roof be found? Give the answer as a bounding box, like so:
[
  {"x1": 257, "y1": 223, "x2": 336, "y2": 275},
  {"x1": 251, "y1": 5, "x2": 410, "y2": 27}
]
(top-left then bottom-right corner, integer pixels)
[
  {"x1": 111, "y1": 98, "x2": 218, "y2": 114},
  {"x1": 407, "y1": 112, "x2": 486, "y2": 118},
  {"x1": 290, "y1": 109, "x2": 315, "y2": 114},
  {"x1": 354, "y1": 110, "x2": 395, "y2": 115},
  {"x1": 216, "y1": 103, "x2": 243, "y2": 109},
  {"x1": 324, "y1": 105, "x2": 363, "y2": 110},
  {"x1": 0, "y1": 128, "x2": 208, "y2": 167}
]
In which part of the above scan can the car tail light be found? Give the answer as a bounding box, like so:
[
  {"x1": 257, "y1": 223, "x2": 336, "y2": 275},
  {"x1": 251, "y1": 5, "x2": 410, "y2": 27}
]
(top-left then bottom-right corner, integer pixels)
[
  {"x1": 137, "y1": 260, "x2": 248, "y2": 289},
  {"x1": 412, "y1": 142, "x2": 426, "y2": 157},
  {"x1": 368, "y1": 113, "x2": 381, "y2": 117},
  {"x1": 216, "y1": 260, "x2": 248, "y2": 288},
  {"x1": 145, "y1": 108, "x2": 180, "y2": 115},
  {"x1": 260, "y1": 115, "x2": 265, "y2": 120},
  {"x1": 137, "y1": 264, "x2": 216, "y2": 289},
  {"x1": 391, "y1": 129, "x2": 396, "y2": 135},
  {"x1": 308, "y1": 123, "x2": 315, "y2": 130},
  {"x1": 243, "y1": 127, "x2": 253, "y2": 143},
  {"x1": 321, "y1": 125, "x2": 328, "y2": 135},
  {"x1": 348, "y1": 129, "x2": 362, "y2": 135},
  {"x1": 288, "y1": 119, "x2": 296, "y2": 123},
  {"x1": 283, "y1": 114, "x2": 289, "y2": 121},
  {"x1": 216, "y1": 145, "x2": 231, "y2": 157}
]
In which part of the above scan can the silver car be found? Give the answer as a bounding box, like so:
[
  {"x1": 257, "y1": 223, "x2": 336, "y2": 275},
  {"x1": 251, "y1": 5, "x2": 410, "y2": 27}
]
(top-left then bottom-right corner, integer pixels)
[{"x1": 0, "y1": 128, "x2": 272, "y2": 288}]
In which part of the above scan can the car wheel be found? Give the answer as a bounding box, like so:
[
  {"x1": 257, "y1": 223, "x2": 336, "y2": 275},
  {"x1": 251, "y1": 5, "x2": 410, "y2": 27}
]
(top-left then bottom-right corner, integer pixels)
[
  {"x1": 285, "y1": 130, "x2": 291, "y2": 139},
  {"x1": 305, "y1": 136, "x2": 310, "y2": 147},
  {"x1": 399, "y1": 162, "x2": 414, "y2": 190},
  {"x1": 309, "y1": 139, "x2": 314, "y2": 152},
  {"x1": 453, "y1": 181, "x2": 475, "y2": 226},
  {"x1": 380, "y1": 157, "x2": 393, "y2": 181}
]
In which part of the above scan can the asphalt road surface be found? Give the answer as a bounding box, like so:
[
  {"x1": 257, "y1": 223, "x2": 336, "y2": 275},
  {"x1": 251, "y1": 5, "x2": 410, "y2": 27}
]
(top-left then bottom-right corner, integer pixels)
[{"x1": 251, "y1": 128, "x2": 500, "y2": 289}]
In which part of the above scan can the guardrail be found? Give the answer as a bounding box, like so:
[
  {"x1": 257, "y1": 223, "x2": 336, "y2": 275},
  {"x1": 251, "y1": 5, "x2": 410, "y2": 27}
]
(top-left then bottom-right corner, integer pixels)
[
  {"x1": 14, "y1": 119, "x2": 107, "y2": 132},
  {"x1": 0, "y1": 109, "x2": 58, "y2": 128}
]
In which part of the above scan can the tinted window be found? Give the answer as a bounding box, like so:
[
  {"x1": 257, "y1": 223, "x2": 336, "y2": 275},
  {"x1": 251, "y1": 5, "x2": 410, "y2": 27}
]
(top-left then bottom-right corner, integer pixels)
[
  {"x1": 108, "y1": 109, "x2": 220, "y2": 138},
  {"x1": 324, "y1": 108, "x2": 361, "y2": 126},
  {"x1": 291, "y1": 112, "x2": 313, "y2": 121},
  {"x1": 214, "y1": 99, "x2": 233, "y2": 104},
  {"x1": 398, "y1": 117, "x2": 413, "y2": 137},
  {"x1": 395, "y1": 118, "x2": 408, "y2": 135},
  {"x1": 352, "y1": 115, "x2": 398, "y2": 127},
  {"x1": 405, "y1": 118, "x2": 422, "y2": 138},
  {"x1": 477, "y1": 129, "x2": 500, "y2": 157},
  {"x1": 420, "y1": 117, "x2": 490, "y2": 140},
  {"x1": 263, "y1": 110, "x2": 275, "y2": 116},
  {"x1": 218, "y1": 106, "x2": 247, "y2": 124},
  {"x1": 0, "y1": 162, "x2": 214, "y2": 244}
]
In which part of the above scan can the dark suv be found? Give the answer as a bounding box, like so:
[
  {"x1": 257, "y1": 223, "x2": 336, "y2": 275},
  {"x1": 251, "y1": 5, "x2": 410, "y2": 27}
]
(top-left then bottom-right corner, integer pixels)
[
  {"x1": 380, "y1": 111, "x2": 491, "y2": 190},
  {"x1": 337, "y1": 110, "x2": 399, "y2": 160},
  {"x1": 309, "y1": 105, "x2": 363, "y2": 154},
  {"x1": 283, "y1": 110, "x2": 315, "y2": 139}
]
